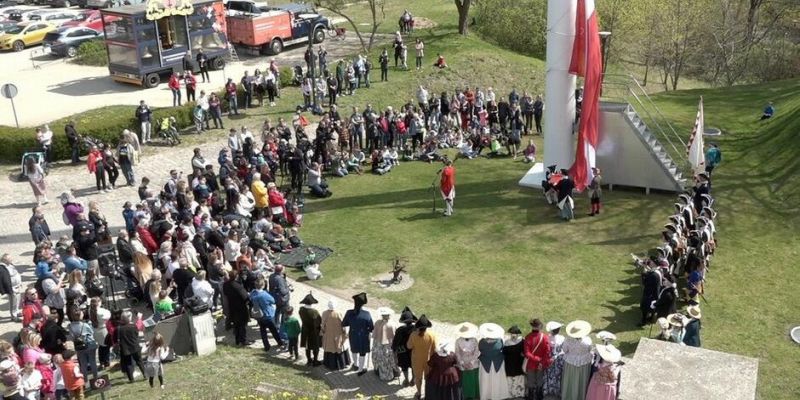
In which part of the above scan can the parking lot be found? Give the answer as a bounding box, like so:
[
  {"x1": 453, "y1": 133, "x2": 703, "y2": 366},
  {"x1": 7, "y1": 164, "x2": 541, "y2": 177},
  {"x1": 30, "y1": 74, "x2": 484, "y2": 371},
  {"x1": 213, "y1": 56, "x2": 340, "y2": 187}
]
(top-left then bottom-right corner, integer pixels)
[{"x1": 0, "y1": 3, "x2": 358, "y2": 127}]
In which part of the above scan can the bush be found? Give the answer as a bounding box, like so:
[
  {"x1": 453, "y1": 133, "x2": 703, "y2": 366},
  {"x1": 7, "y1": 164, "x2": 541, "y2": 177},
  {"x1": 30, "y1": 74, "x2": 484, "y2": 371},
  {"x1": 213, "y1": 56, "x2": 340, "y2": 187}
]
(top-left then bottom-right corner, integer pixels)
[
  {"x1": 0, "y1": 104, "x2": 194, "y2": 163},
  {"x1": 279, "y1": 66, "x2": 295, "y2": 87},
  {"x1": 72, "y1": 39, "x2": 108, "y2": 67}
]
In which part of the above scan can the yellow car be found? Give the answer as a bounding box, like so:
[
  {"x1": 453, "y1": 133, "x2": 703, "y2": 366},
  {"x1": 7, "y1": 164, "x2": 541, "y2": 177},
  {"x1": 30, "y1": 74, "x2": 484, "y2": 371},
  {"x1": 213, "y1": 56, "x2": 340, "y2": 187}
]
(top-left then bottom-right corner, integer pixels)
[{"x1": 0, "y1": 22, "x2": 57, "y2": 52}]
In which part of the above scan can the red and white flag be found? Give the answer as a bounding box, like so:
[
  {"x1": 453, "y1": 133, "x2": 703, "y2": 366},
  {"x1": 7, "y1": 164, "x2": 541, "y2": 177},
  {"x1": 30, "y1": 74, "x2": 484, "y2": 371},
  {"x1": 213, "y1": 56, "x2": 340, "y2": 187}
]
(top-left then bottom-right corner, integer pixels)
[
  {"x1": 687, "y1": 97, "x2": 705, "y2": 174},
  {"x1": 568, "y1": 0, "x2": 602, "y2": 191}
]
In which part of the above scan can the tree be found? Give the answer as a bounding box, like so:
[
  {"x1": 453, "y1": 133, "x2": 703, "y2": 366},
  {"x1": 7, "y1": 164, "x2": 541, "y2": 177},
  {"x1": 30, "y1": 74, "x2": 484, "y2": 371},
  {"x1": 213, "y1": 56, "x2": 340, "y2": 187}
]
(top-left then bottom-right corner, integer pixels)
[
  {"x1": 314, "y1": 0, "x2": 386, "y2": 52},
  {"x1": 454, "y1": 0, "x2": 473, "y2": 35}
]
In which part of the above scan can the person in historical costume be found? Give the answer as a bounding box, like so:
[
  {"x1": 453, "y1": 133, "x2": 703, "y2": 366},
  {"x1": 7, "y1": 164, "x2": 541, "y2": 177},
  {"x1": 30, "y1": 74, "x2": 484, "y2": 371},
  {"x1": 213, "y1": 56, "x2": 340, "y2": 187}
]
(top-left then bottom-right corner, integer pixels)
[
  {"x1": 393, "y1": 307, "x2": 417, "y2": 386},
  {"x1": 477, "y1": 323, "x2": 510, "y2": 400},
  {"x1": 587, "y1": 167, "x2": 602, "y2": 216},
  {"x1": 298, "y1": 293, "x2": 322, "y2": 366},
  {"x1": 682, "y1": 306, "x2": 702, "y2": 347},
  {"x1": 556, "y1": 169, "x2": 575, "y2": 221},
  {"x1": 321, "y1": 300, "x2": 350, "y2": 370},
  {"x1": 561, "y1": 320, "x2": 593, "y2": 400},
  {"x1": 542, "y1": 321, "x2": 564, "y2": 399},
  {"x1": 440, "y1": 158, "x2": 456, "y2": 216},
  {"x1": 653, "y1": 276, "x2": 678, "y2": 320},
  {"x1": 342, "y1": 292, "x2": 374, "y2": 375},
  {"x1": 585, "y1": 344, "x2": 621, "y2": 400},
  {"x1": 638, "y1": 268, "x2": 662, "y2": 326},
  {"x1": 502, "y1": 325, "x2": 525, "y2": 398},
  {"x1": 426, "y1": 340, "x2": 463, "y2": 400},
  {"x1": 542, "y1": 165, "x2": 560, "y2": 205},
  {"x1": 407, "y1": 314, "x2": 437, "y2": 400},
  {"x1": 454, "y1": 322, "x2": 481, "y2": 400},
  {"x1": 372, "y1": 307, "x2": 397, "y2": 381},
  {"x1": 523, "y1": 318, "x2": 552, "y2": 400},
  {"x1": 692, "y1": 172, "x2": 711, "y2": 212}
]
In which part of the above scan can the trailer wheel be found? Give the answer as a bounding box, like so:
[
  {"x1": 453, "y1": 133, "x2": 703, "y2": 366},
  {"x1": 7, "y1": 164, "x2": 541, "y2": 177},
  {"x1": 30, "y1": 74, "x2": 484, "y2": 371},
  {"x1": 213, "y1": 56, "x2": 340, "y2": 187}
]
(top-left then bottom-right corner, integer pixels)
[
  {"x1": 211, "y1": 57, "x2": 225, "y2": 70},
  {"x1": 269, "y1": 39, "x2": 283, "y2": 55},
  {"x1": 143, "y1": 73, "x2": 160, "y2": 88},
  {"x1": 313, "y1": 28, "x2": 325, "y2": 44}
]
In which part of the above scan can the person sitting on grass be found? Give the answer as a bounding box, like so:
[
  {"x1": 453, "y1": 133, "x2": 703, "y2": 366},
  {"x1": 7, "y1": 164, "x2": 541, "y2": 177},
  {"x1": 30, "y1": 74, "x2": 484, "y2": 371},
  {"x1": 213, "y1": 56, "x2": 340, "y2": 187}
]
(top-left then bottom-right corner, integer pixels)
[
  {"x1": 306, "y1": 162, "x2": 332, "y2": 198},
  {"x1": 488, "y1": 135, "x2": 504, "y2": 158},
  {"x1": 332, "y1": 154, "x2": 349, "y2": 177},
  {"x1": 420, "y1": 140, "x2": 441, "y2": 163},
  {"x1": 523, "y1": 139, "x2": 537, "y2": 163},
  {"x1": 434, "y1": 54, "x2": 448, "y2": 69},
  {"x1": 352, "y1": 148, "x2": 367, "y2": 165},
  {"x1": 384, "y1": 147, "x2": 400, "y2": 166},
  {"x1": 760, "y1": 102, "x2": 774, "y2": 120},
  {"x1": 345, "y1": 152, "x2": 364, "y2": 175},
  {"x1": 371, "y1": 150, "x2": 392, "y2": 175},
  {"x1": 458, "y1": 139, "x2": 478, "y2": 159}
]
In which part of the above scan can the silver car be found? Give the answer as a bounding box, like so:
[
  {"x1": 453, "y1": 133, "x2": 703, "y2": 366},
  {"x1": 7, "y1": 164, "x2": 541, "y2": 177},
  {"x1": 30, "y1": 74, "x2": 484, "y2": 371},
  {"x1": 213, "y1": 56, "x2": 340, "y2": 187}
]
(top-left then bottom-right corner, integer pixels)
[{"x1": 42, "y1": 25, "x2": 99, "y2": 57}]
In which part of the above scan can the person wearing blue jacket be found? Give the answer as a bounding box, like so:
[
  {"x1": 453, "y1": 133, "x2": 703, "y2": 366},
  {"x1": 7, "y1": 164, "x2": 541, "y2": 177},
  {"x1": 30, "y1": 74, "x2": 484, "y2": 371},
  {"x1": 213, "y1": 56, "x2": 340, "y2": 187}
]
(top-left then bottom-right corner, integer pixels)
[
  {"x1": 342, "y1": 292, "x2": 374, "y2": 376},
  {"x1": 250, "y1": 279, "x2": 284, "y2": 351}
]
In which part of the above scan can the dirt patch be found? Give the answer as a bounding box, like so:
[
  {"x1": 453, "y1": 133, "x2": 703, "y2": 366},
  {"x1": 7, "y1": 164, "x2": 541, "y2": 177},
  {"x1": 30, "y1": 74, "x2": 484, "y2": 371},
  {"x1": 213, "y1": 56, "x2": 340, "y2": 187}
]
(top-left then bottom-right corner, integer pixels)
[{"x1": 413, "y1": 17, "x2": 437, "y2": 30}]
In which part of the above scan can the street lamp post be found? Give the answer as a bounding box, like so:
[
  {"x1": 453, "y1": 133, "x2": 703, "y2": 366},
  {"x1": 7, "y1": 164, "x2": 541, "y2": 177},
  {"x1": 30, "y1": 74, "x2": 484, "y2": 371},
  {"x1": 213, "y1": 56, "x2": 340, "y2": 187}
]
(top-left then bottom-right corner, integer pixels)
[{"x1": 308, "y1": 29, "x2": 317, "y2": 112}]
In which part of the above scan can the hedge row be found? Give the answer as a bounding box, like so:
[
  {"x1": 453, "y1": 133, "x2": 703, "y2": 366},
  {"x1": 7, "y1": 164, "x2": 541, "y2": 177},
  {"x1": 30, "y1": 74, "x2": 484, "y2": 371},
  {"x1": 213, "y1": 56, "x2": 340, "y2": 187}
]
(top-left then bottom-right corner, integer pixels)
[{"x1": 0, "y1": 103, "x2": 194, "y2": 163}]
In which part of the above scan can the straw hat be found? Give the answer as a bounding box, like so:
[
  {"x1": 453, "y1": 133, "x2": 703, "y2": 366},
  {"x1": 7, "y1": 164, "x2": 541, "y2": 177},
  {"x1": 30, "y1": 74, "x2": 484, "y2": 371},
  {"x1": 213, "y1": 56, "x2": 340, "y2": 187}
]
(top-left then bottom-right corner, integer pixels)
[
  {"x1": 596, "y1": 331, "x2": 617, "y2": 342},
  {"x1": 667, "y1": 313, "x2": 687, "y2": 327},
  {"x1": 595, "y1": 344, "x2": 621, "y2": 363},
  {"x1": 686, "y1": 305, "x2": 702, "y2": 319},
  {"x1": 545, "y1": 321, "x2": 563, "y2": 332},
  {"x1": 377, "y1": 307, "x2": 393, "y2": 316},
  {"x1": 565, "y1": 320, "x2": 592, "y2": 339},
  {"x1": 479, "y1": 323, "x2": 505, "y2": 340},
  {"x1": 455, "y1": 322, "x2": 479, "y2": 339}
]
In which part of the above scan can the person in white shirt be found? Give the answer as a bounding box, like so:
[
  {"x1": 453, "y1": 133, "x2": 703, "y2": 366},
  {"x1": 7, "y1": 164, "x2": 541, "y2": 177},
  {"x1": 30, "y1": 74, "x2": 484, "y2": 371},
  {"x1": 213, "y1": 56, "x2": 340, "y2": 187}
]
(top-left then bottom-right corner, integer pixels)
[
  {"x1": 36, "y1": 124, "x2": 54, "y2": 164},
  {"x1": 227, "y1": 129, "x2": 242, "y2": 152},
  {"x1": 196, "y1": 91, "x2": 210, "y2": 130},
  {"x1": 416, "y1": 85, "x2": 429, "y2": 110},
  {"x1": 20, "y1": 361, "x2": 42, "y2": 400},
  {"x1": 387, "y1": 147, "x2": 399, "y2": 165},
  {"x1": 191, "y1": 271, "x2": 214, "y2": 307},
  {"x1": 143, "y1": 333, "x2": 169, "y2": 389}
]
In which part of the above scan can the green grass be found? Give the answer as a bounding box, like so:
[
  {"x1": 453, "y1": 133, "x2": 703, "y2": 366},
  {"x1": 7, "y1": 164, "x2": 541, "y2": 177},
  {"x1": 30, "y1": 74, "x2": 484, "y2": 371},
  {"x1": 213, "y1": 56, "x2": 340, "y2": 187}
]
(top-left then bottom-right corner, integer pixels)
[{"x1": 87, "y1": 345, "x2": 329, "y2": 400}]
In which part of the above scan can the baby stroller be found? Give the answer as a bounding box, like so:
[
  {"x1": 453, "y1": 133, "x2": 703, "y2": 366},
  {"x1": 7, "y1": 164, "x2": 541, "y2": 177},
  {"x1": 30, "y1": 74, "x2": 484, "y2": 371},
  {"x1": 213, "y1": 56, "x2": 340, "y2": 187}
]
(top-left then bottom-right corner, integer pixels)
[
  {"x1": 18, "y1": 151, "x2": 49, "y2": 181},
  {"x1": 97, "y1": 243, "x2": 146, "y2": 308},
  {"x1": 292, "y1": 65, "x2": 304, "y2": 86}
]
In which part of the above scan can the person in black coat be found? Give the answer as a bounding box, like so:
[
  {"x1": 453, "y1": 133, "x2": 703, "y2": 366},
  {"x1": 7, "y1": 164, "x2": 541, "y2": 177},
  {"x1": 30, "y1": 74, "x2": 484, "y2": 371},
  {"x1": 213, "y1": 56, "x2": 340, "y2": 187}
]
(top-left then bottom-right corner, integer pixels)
[
  {"x1": 116, "y1": 311, "x2": 145, "y2": 382},
  {"x1": 639, "y1": 269, "x2": 662, "y2": 326},
  {"x1": 40, "y1": 310, "x2": 68, "y2": 354},
  {"x1": 171, "y1": 260, "x2": 196, "y2": 305},
  {"x1": 223, "y1": 269, "x2": 251, "y2": 346},
  {"x1": 65, "y1": 121, "x2": 80, "y2": 164},
  {"x1": 556, "y1": 170, "x2": 576, "y2": 221},
  {"x1": 653, "y1": 278, "x2": 678, "y2": 319}
]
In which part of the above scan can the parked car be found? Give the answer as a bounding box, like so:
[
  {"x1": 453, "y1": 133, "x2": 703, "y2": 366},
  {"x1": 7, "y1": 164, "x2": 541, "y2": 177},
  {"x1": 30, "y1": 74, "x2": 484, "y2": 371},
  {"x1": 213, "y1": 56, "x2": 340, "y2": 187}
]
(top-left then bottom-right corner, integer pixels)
[
  {"x1": 0, "y1": 20, "x2": 17, "y2": 33},
  {"x1": 27, "y1": 10, "x2": 79, "y2": 26},
  {"x1": 43, "y1": 26, "x2": 98, "y2": 57},
  {"x1": 225, "y1": 0, "x2": 269, "y2": 15},
  {"x1": 60, "y1": 9, "x2": 101, "y2": 31},
  {"x1": 48, "y1": 0, "x2": 88, "y2": 8},
  {"x1": 0, "y1": 21, "x2": 55, "y2": 51}
]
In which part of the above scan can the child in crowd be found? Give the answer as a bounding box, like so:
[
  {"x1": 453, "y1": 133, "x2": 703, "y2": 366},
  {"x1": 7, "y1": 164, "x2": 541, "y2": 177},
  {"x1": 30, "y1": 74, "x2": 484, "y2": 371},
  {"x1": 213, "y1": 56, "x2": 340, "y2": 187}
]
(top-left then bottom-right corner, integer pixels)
[
  {"x1": 59, "y1": 350, "x2": 83, "y2": 400},
  {"x1": 144, "y1": 333, "x2": 169, "y2": 389},
  {"x1": 0, "y1": 359, "x2": 22, "y2": 399},
  {"x1": 154, "y1": 290, "x2": 175, "y2": 321},
  {"x1": 35, "y1": 353, "x2": 54, "y2": 400},
  {"x1": 51, "y1": 354, "x2": 66, "y2": 400},
  {"x1": 284, "y1": 307, "x2": 301, "y2": 360},
  {"x1": 20, "y1": 362, "x2": 42, "y2": 400},
  {"x1": 303, "y1": 248, "x2": 322, "y2": 281},
  {"x1": 287, "y1": 205, "x2": 304, "y2": 227}
]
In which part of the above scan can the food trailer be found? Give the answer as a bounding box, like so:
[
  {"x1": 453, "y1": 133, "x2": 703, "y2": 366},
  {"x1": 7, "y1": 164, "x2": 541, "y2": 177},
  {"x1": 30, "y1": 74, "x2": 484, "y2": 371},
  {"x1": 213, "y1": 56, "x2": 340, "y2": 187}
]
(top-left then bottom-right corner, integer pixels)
[{"x1": 100, "y1": 0, "x2": 229, "y2": 87}]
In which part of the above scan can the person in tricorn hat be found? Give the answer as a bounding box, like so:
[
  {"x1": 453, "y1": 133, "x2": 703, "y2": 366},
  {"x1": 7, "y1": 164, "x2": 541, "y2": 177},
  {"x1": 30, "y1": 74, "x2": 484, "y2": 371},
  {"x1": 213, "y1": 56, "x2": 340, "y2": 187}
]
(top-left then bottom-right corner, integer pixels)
[
  {"x1": 298, "y1": 293, "x2": 322, "y2": 366},
  {"x1": 587, "y1": 167, "x2": 602, "y2": 216},
  {"x1": 342, "y1": 292, "x2": 374, "y2": 376},
  {"x1": 556, "y1": 169, "x2": 575, "y2": 221},
  {"x1": 692, "y1": 172, "x2": 711, "y2": 212},
  {"x1": 542, "y1": 165, "x2": 558, "y2": 205},
  {"x1": 524, "y1": 319, "x2": 552, "y2": 400},
  {"x1": 407, "y1": 314, "x2": 436, "y2": 399},
  {"x1": 392, "y1": 306, "x2": 417, "y2": 386}
]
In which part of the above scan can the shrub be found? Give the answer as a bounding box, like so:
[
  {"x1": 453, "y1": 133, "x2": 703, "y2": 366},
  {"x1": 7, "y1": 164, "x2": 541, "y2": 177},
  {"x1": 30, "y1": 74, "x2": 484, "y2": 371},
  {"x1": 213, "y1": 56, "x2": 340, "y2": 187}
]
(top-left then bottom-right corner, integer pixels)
[
  {"x1": 72, "y1": 39, "x2": 108, "y2": 67},
  {"x1": 0, "y1": 104, "x2": 194, "y2": 163},
  {"x1": 279, "y1": 66, "x2": 295, "y2": 87}
]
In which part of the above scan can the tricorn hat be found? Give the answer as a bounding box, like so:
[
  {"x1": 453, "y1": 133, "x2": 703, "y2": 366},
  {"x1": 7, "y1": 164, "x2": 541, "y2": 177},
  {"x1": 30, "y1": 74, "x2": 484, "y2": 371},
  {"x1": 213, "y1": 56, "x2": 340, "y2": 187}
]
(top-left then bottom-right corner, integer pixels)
[
  {"x1": 508, "y1": 325, "x2": 522, "y2": 335},
  {"x1": 415, "y1": 314, "x2": 432, "y2": 329},
  {"x1": 547, "y1": 165, "x2": 557, "y2": 173},
  {"x1": 300, "y1": 293, "x2": 318, "y2": 305},
  {"x1": 399, "y1": 306, "x2": 417, "y2": 323},
  {"x1": 352, "y1": 292, "x2": 368, "y2": 308}
]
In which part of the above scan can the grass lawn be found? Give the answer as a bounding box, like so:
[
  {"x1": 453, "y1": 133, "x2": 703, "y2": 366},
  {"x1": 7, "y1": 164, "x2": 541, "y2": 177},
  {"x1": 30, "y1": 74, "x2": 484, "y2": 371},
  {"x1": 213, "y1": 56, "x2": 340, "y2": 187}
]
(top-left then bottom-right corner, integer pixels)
[{"x1": 87, "y1": 345, "x2": 328, "y2": 400}]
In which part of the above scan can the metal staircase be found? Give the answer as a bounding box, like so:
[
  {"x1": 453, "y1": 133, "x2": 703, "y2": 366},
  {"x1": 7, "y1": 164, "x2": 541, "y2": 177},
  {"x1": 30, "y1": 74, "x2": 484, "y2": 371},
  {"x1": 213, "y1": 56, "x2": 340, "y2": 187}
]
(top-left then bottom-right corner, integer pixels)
[
  {"x1": 601, "y1": 74, "x2": 689, "y2": 192},
  {"x1": 227, "y1": 43, "x2": 240, "y2": 63}
]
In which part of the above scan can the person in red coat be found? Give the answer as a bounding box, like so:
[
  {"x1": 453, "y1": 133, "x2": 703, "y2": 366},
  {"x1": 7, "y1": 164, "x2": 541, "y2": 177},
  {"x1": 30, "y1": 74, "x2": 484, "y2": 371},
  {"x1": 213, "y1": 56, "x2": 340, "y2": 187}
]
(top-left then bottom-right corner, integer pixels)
[
  {"x1": 136, "y1": 222, "x2": 158, "y2": 255},
  {"x1": 168, "y1": 72, "x2": 182, "y2": 107},
  {"x1": 440, "y1": 158, "x2": 455, "y2": 216},
  {"x1": 267, "y1": 182, "x2": 287, "y2": 222},
  {"x1": 523, "y1": 318, "x2": 552, "y2": 400}
]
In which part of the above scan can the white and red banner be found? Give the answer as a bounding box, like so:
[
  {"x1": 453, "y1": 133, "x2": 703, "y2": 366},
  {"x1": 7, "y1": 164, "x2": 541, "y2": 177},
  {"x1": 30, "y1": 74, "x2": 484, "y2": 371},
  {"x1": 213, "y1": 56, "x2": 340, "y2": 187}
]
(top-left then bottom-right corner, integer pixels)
[
  {"x1": 687, "y1": 97, "x2": 705, "y2": 174},
  {"x1": 568, "y1": 0, "x2": 602, "y2": 191}
]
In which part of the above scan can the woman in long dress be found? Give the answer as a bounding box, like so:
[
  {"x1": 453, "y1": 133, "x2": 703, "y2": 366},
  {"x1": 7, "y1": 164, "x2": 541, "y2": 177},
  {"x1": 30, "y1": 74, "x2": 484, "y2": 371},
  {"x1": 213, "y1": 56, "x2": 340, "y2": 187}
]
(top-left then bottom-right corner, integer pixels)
[
  {"x1": 25, "y1": 157, "x2": 48, "y2": 205},
  {"x1": 561, "y1": 320, "x2": 594, "y2": 400},
  {"x1": 502, "y1": 325, "x2": 525, "y2": 398},
  {"x1": 543, "y1": 321, "x2": 566, "y2": 397},
  {"x1": 426, "y1": 340, "x2": 463, "y2": 400},
  {"x1": 372, "y1": 307, "x2": 397, "y2": 381},
  {"x1": 407, "y1": 315, "x2": 436, "y2": 400},
  {"x1": 585, "y1": 344, "x2": 621, "y2": 400},
  {"x1": 454, "y1": 322, "x2": 480, "y2": 400},
  {"x1": 477, "y1": 323, "x2": 509, "y2": 400},
  {"x1": 321, "y1": 300, "x2": 350, "y2": 370},
  {"x1": 392, "y1": 307, "x2": 417, "y2": 386}
]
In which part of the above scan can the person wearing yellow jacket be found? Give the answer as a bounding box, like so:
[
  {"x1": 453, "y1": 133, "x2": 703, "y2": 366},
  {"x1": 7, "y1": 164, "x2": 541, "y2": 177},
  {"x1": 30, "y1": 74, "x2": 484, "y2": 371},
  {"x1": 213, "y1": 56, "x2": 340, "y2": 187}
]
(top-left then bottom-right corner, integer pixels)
[{"x1": 251, "y1": 173, "x2": 268, "y2": 211}]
